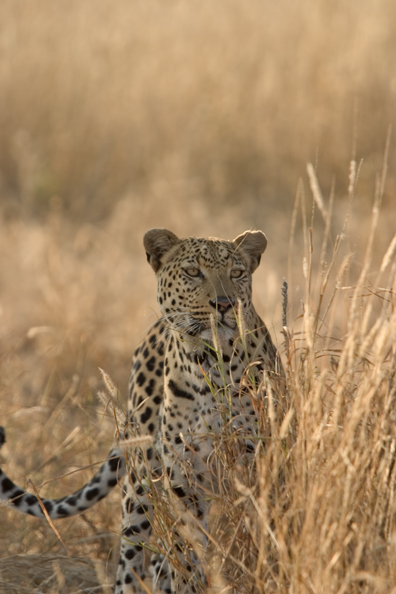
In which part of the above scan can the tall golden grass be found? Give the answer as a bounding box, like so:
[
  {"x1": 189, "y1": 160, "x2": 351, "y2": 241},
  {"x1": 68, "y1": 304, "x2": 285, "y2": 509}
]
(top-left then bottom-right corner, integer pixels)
[
  {"x1": 0, "y1": 1, "x2": 396, "y2": 592},
  {"x1": 0, "y1": 0, "x2": 395, "y2": 222},
  {"x1": 1, "y1": 165, "x2": 396, "y2": 592}
]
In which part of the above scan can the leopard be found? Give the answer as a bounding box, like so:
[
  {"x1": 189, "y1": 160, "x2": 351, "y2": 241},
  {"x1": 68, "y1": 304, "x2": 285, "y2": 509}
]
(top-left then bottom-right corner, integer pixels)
[{"x1": 0, "y1": 228, "x2": 284, "y2": 594}]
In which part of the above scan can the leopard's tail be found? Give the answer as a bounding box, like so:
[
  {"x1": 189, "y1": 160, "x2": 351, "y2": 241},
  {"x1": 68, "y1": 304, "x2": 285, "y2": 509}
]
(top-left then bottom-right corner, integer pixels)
[{"x1": 0, "y1": 426, "x2": 125, "y2": 519}]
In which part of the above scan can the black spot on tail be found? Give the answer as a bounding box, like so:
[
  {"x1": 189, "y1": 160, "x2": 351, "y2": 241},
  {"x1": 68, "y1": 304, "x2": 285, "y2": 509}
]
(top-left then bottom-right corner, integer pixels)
[
  {"x1": 1, "y1": 477, "x2": 14, "y2": 493},
  {"x1": 85, "y1": 487, "x2": 100, "y2": 501}
]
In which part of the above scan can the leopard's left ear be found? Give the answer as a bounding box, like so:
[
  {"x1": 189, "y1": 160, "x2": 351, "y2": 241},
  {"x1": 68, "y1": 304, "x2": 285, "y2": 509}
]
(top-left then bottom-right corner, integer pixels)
[
  {"x1": 232, "y1": 230, "x2": 267, "y2": 273},
  {"x1": 144, "y1": 228, "x2": 180, "y2": 272}
]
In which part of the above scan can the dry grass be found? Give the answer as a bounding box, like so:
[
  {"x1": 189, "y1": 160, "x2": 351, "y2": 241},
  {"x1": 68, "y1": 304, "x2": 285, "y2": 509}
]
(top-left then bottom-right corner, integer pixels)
[
  {"x1": 0, "y1": 0, "x2": 395, "y2": 222},
  {"x1": 127, "y1": 163, "x2": 396, "y2": 594},
  {"x1": 1, "y1": 169, "x2": 396, "y2": 592},
  {"x1": 0, "y1": 0, "x2": 396, "y2": 592}
]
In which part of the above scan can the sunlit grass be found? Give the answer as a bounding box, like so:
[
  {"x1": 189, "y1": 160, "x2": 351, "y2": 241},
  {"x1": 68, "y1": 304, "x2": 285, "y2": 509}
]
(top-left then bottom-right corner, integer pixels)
[
  {"x1": 0, "y1": 0, "x2": 395, "y2": 222},
  {"x1": 1, "y1": 159, "x2": 396, "y2": 592},
  {"x1": 0, "y1": 1, "x2": 395, "y2": 591}
]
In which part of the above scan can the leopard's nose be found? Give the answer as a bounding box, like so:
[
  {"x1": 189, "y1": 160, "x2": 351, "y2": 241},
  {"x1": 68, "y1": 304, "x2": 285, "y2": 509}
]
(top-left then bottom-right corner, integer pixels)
[{"x1": 209, "y1": 296, "x2": 235, "y2": 314}]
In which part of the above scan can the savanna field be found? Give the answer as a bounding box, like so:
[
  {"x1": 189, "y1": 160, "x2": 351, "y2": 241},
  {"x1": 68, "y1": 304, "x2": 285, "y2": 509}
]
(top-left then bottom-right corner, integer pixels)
[{"x1": 1, "y1": 1, "x2": 396, "y2": 592}]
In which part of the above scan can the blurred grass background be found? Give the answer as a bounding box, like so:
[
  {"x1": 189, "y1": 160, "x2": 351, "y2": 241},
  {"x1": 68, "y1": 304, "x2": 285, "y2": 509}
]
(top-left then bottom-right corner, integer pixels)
[
  {"x1": 1, "y1": 0, "x2": 395, "y2": 222},
  {"x1": 0, "y1": 0, "x2": 395, "y2": 591}
]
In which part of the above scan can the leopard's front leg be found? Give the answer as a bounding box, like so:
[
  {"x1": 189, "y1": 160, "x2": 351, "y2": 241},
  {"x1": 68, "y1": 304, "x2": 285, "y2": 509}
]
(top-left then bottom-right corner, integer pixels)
[
  {"x1": 116, "y1": 448, "x2": 173, "y2": 594},
  {"x1": 161, "y1": 434, "x2": 212, "y2": 594},
  {"x1": 115, "y1": 472, "x2": 153, "y2": 594}
]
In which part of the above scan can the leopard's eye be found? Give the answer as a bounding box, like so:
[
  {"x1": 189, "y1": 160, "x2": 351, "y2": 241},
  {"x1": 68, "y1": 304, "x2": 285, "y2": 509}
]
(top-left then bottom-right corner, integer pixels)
[
  {"x1": 230, "y1": 269, "x2": 244, "y2": 279},
  {"x1": 184, "y1": 267, "x2": 201, "y2": 278}
]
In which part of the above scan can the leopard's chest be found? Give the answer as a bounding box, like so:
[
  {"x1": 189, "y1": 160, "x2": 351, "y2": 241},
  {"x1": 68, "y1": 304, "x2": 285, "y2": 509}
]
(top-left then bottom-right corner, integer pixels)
[{"x1": 162, "y1": 344, "x2": 252, "y2": 429}]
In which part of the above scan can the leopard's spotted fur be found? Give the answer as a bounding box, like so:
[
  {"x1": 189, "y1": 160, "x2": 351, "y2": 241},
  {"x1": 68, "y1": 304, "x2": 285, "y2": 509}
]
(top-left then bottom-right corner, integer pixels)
[{"x1": 0, "y1": 229, "x2": 283, "y2": 594}]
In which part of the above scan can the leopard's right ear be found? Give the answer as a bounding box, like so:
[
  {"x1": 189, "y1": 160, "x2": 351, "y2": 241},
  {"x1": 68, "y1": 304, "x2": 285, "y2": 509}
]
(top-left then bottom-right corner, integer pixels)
[{"x1": 143, "y1": 228, "x2": 180, "y2": 272}]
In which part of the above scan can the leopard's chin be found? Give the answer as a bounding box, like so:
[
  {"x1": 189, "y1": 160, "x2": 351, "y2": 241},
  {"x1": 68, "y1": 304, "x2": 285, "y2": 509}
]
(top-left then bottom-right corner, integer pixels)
[{"x1": 199, "y1": 324, "x2": 237, "y2": 347}]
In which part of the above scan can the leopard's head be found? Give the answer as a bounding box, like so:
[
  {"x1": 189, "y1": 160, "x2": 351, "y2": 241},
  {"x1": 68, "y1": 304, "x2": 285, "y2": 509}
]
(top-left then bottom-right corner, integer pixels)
[{"x1": 144, "y1": 228, "x2": 267, "y2": 344}]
